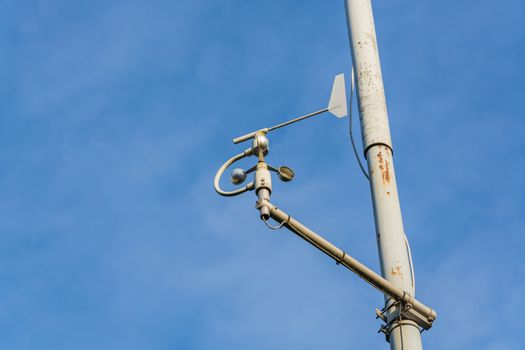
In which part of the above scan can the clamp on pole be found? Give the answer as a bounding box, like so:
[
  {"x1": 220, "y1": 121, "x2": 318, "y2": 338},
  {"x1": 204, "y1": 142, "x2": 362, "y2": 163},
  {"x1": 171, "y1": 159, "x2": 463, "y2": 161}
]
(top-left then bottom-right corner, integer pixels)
[{"x1": 376, "y1": 294, "x2": 435, "y2": 340}]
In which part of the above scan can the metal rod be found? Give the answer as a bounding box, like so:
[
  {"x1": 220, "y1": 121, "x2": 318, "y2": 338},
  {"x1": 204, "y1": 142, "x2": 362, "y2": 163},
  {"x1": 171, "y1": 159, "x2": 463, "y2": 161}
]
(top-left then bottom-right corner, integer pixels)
[
  {"x1": 232, "y1": 107, "x2": 330, "y2": 144},
  {"x1": 233, "y1": 129, "x2": 268, "y2": 145},
  {"x1": 264, "y1": 202, "x2": 436, "y2": 323},
  {"x1": 345, "y1": 0, "x2": 427, "y2": 348},
  {"x1": 267, "y1": 107, "x2": 329, "y2": 132}
]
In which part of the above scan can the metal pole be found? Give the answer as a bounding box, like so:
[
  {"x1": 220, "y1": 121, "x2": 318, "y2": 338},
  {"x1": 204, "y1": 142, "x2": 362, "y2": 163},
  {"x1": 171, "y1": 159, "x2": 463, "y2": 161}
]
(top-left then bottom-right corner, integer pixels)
[{"x1": 344, "y1": 1, "x2": 424, "y2": 349}]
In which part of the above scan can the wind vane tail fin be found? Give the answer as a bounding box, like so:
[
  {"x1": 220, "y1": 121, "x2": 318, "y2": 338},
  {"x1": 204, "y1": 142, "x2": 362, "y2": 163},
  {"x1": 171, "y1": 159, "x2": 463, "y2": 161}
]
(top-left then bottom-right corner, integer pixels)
[{"x1": 328, "y1": 73, "x2": 348, "y2": 118}]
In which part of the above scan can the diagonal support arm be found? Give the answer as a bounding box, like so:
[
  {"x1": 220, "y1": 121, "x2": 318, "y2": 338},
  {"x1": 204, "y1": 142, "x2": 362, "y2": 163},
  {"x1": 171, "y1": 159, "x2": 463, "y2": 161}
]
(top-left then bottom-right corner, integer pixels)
[{"x1": 257, "y1": 200, "x2": 437, "y2": 329}]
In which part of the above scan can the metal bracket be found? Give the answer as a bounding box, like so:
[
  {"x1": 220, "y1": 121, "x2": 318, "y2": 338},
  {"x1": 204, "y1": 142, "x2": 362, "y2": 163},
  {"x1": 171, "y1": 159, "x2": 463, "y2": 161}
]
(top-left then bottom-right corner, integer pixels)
[
  {"x1": 376, "y1": 299, "x2": 434, "y2": 342},
  {"x1": 397, "y1": 305, "x2": 434, "y2": 331}
]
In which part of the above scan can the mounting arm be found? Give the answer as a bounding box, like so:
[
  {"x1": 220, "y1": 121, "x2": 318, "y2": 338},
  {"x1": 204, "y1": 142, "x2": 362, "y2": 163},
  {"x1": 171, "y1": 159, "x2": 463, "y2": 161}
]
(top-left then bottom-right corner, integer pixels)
[{"x1": 257, "y1": 200, "x2": 437, "y2": 330}]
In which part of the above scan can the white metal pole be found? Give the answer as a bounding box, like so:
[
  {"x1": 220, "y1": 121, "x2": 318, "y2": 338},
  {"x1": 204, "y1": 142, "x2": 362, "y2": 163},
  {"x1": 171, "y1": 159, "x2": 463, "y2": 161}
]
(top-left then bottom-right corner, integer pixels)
[{"x1": 344, "y1": 1, "x2": 424, "y2": 349}]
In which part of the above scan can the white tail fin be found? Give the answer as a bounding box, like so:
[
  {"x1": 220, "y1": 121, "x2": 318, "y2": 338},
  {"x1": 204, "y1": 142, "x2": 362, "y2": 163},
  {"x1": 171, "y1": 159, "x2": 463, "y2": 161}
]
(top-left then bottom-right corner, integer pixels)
[{"x1": 328, "y1": 73, "x2": 347, "y2": 118}]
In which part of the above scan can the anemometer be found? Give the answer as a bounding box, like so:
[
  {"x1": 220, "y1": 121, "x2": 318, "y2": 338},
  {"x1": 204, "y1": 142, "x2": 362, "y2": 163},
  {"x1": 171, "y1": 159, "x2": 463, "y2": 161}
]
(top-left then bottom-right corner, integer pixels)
[{"x1": 214, "y1": 74, "x2": 347, "y2": 203}]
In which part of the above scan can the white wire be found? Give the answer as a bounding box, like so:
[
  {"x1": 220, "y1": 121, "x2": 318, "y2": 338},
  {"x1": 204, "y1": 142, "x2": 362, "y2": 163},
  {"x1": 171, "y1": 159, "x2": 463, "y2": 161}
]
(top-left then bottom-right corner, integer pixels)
[
  {"x1": 348, "y1": 67, "x2": 369, "y2": 180},
  {"x1": 404, "y1": 233, "x2": 416, "y2": 293}
]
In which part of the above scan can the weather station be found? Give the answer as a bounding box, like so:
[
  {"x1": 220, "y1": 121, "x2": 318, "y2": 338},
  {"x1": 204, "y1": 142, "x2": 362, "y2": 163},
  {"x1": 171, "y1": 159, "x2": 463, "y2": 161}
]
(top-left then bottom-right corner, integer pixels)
[{"x1": 214, "y1": 1, "x2": 437, "y2": 349}]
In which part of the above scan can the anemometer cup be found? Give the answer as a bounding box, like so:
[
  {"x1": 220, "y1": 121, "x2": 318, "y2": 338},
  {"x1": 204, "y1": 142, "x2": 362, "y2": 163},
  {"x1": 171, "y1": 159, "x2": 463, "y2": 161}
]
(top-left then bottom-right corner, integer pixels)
[
  {"x1": 230, "y1": 168, "x2": 247, "y2": 185},
  {"x1": 277, "y1": 166, "x2": 294, "y2": 182}
]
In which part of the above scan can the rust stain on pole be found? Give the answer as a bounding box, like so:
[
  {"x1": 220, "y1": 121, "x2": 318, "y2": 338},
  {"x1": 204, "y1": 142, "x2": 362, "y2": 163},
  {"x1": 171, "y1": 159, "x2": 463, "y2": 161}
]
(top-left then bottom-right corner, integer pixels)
[
  {"x1": 390, "y1": 262, "x2": 404, "y2": 279},
  {"x1": 383, "y1": 159, "x2": 391, "y2": 184},
  {"x1": 376, "y1": 146, "x2": 392, "y2": 185}
]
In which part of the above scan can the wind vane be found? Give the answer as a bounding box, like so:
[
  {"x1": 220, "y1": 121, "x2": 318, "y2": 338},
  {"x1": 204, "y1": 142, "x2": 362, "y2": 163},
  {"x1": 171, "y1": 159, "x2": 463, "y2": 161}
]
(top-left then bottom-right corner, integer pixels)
[{"x1": 232, "y1": 73, "x2": 348, "y2": 145}]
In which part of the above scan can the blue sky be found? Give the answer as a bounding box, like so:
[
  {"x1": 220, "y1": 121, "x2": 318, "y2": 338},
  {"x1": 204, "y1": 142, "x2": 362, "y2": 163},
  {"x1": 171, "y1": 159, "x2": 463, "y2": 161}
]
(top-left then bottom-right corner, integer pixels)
[{"x1": 1, "y1": 0, "x2": 524, "y2": 349}]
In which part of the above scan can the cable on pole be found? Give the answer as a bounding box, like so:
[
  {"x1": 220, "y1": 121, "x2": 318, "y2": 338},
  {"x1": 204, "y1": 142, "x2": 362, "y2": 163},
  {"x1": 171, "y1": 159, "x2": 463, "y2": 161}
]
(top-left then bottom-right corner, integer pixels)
[{"x1": 348, "y1": 66, "x2": 370, "y2": 180}]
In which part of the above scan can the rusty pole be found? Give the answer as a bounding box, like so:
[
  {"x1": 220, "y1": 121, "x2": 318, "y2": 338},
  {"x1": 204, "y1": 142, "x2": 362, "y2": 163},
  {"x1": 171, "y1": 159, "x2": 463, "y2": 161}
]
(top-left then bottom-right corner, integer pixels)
[{"x1": 344, "y1": 1, "x2": 424, "y2": 349}]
